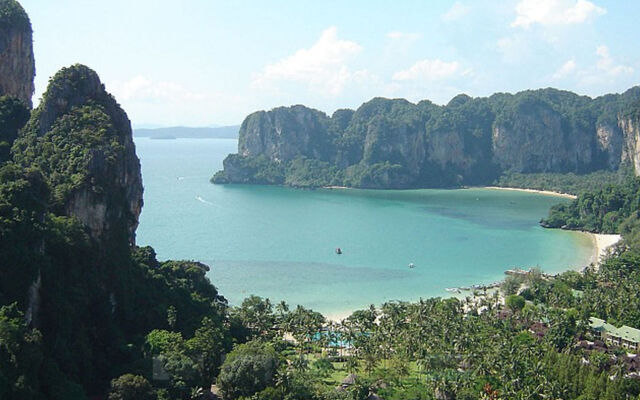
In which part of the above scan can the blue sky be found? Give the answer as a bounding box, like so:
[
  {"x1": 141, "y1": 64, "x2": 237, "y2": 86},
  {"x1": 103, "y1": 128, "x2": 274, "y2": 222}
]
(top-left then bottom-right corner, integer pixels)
[{"x1": 21, "y1": 0, "x2": 640, "y2": 127}]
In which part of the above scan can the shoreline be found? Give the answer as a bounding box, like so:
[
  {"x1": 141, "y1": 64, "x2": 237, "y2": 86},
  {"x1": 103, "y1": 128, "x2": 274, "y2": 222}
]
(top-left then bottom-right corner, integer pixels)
[
  {"x1": 315, "y1": 185, "x2": 615, "y2": 322},
  {"x1": 589, "y1": 233, "x2": 621, "y2": 267},
  {"x1": 324, "y1": 310, "x2": 355, "y2": 322},
  {"x1": 322, "y1": 234, "x2": 621, "y2": 323},
  {"x1": 323, "y1": 185, "x2": 578, "y2": 199},
  {"x1": 323, "y1": 185, "x2": 351, "y2": 190},
  {"x1": 482, "y1": 186, "x2": 577, "y2": 199}
]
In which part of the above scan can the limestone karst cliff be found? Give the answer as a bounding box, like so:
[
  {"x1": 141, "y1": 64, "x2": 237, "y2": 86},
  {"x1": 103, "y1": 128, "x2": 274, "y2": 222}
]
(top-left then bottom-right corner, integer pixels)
[
  {"x1": 620, "y1": 115, "x2": 640, "y2": 175},
  {"x1": 214, "y1": 87, "x2": 640, "y2": 188},
  {"x1": 13, "y1": 64, "x2": 144, "y2": 245},
  {"x1": 0, "y1": 0, "x2": 34, "y2": 107}
]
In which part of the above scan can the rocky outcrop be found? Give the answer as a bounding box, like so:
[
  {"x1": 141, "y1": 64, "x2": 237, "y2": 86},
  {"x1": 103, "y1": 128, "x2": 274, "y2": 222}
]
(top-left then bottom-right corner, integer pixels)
[
  {"x1": 239, "y1": 105, "x2": 333, "y2": 162},
  {"x1": 355, "y1": 98, "x2": 427, "y2": 172},
  {"x1": 15, "y1": 64, "x2": 143, "y2": 245},
  {"x1": 596, "y1": 123, "x2": 624, "y2": 170},
  {"x1": 620, "y1": 117, "x2": 640, "y2": 175},
  {"x1": 214, "y1": 87, "x2": 640, "y2": 188},
  {"x1": 0, "y1": 0, "x2": 34, "y2": 107},
  {"x1": 491, "y1": 111, "x2": 571, "y2": 173}
]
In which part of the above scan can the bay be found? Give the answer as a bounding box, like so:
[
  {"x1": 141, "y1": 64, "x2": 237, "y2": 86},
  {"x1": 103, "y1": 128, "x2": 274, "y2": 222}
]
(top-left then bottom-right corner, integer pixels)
[{"x1": 135, "y1": 138, "x2": 593, "y2": 316}]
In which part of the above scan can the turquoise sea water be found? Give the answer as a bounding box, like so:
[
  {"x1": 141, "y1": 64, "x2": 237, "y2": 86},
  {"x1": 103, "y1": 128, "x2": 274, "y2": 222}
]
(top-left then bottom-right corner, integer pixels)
[{"x1": 135, "y1": 138, "x2": 594, "y2": 316}]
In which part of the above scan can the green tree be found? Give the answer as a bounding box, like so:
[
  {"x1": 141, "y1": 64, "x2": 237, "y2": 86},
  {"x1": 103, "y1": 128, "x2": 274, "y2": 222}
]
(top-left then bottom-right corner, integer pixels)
[
  {"x1": 501, "y1": 276, "x2": 523, "y2": 296},
  {"x1": 234, "y1": 295, "x2": 275, "y2": 339},
  {"x1": 217, "y1": 340, "x2": 278, "y2": 400},
  {"x1": 145, "y1": 330, "x2": 183, "y2": 357},
  {"x1": 185, "y1": 316, "x2": 230, "y2": 387},
  {"x1": 505, "y1": 295, "x2": 525, "y2": 312},
  {"x1": 312, "y1": 357, "x2": 334, "y2": 379},
  {"x1": 108, "y1": 374, "x2": 155, "y2": 400},
  {"x1": 0, "y1": 304, "x2": 43, "y2": 400},
  {"x1": 0, "y1": 95, "x2": 30, "y2": 163}
]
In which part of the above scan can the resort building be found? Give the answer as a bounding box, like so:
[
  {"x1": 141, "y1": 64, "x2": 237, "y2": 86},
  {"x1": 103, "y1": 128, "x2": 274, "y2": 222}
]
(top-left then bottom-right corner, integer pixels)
[{"x1": 589, "y1": 317, "x2": 640, "y2": 352}]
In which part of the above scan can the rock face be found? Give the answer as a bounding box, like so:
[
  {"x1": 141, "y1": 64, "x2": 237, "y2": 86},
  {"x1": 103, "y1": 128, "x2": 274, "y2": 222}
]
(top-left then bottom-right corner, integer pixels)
[
  {"x1": 596, "y1": 123, "x2": 624, "y2": 170},
  {"x1": 621, "y1": 117, "x2": 640, "y2": 175},
  {"x1": 0, "y1": 0, "x2": 34, "y2": 107},
  {"x1": 15, "y1": 64, "x2": 143, "y2": 245},
  {"x1": 214, "y1": 87, "x2": 640, "y2": 188},
  {"x1": 239, "y1": 105, "x2": 333, "y2": 162},
  {"x1": 491, "y1": 95, "x2": 596, "y2": 173}
]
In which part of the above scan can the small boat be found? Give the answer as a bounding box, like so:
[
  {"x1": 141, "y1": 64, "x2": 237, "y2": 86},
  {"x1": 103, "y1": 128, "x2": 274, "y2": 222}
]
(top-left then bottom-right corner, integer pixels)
[
  {"x1": 335, "y1": 248, "x2": 342, "y2": 255},
  {"x1": 445, "y1": 287, "x2": 461, "y2": 293},
  {"x1": 408, "y1": 263, "x2": 415, "y2": 269}
]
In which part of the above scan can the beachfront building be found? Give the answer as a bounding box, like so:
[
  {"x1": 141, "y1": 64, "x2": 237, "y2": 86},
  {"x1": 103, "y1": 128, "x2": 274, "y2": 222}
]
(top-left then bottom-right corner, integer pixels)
[{"x1": 589, "y1": 317, "x2": 640, "y2": 352}]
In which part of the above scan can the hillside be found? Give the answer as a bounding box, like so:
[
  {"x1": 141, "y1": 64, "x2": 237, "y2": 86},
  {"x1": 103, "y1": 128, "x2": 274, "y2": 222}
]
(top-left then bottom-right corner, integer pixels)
[{"x1": 213, "y1": 89, "x2": 640, "y2": 189}]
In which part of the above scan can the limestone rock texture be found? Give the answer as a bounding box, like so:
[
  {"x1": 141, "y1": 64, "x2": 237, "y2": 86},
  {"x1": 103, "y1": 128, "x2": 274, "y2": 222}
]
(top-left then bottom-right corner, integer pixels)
[
  {"x1": 239, "y1": 105, "x2": 333, "y2": 162},
  {"x1": 621, "y1": 117, "x2": 640, "y2": 176},
  {"x1": 0, "y1": 0, "x2": 34, "y2": 106},
  {"x1": 14, "y1": 64, "x2": 143, "y2": 245},
  {"x1": 215, "y1": 87, "x2": 640, "y2": 188}
]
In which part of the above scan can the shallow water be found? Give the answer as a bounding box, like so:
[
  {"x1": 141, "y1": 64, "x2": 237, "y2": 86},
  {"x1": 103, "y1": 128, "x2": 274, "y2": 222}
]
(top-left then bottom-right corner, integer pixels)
[{"x1": 135, "y1": 138, "x2": 593, "y2": 315}]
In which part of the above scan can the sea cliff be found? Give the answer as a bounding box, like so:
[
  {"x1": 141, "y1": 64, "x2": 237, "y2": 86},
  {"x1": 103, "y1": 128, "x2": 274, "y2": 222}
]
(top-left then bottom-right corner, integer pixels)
[{"x1": 214, "y1": 88, "x2": 640, "y2": 189}]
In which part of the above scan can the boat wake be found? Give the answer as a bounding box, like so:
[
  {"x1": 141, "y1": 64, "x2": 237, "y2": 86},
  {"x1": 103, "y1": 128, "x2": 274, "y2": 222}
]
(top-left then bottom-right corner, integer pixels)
[{"x1": 195, "y1": 195, "x2": 215, "y2": 206}]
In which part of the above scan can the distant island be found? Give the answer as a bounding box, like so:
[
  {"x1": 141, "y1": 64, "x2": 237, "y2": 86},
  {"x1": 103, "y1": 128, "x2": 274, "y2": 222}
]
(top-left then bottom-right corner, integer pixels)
[
  {"x1": 134, "y1": 125, "x2": 239, "y2": 140},
  {"x1": 212, "y1": 88, "x2": 640, "y2": 191}
]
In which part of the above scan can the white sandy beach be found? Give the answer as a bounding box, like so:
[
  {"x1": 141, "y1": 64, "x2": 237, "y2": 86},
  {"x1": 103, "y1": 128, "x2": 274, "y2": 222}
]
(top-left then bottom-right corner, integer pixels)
[
  {"x1": 591, "y1": 233, "x2": 622, "y2": 266},
  {"x1": 323, "y1": 235, "x2": 621, "y2": 323},
  {"x1": 324, "y1": 310, "x2": 355, "y2": 322},
  {"x1": 323, "y1": 186, "x2": 351, "y2": 190},
  {"x1": 482, "y1": 186, "x2": 577, "y2": 199}
]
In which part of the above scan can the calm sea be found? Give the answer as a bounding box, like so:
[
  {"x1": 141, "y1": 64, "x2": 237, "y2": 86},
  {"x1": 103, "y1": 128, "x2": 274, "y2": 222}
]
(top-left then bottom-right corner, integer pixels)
[{"x1": 135, "y1": 138, "x2": 593, "y2": 316}]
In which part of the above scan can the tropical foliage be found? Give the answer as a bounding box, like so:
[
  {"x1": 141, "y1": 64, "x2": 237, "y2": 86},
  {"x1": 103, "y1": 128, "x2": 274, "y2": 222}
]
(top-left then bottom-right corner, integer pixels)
[
  {"x1": 495, "y1": 168, "x2": 633, "y2": 196},
  {"x1": 542, "y1": 176, "x2": 640, "y2": 233},
  {"x1": 214, "y1": 87, "x2": 640, "y2": 189}
]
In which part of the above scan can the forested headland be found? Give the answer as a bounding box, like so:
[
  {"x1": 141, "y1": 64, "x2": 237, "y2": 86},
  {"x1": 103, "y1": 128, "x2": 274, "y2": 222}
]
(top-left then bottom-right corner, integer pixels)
[{"x1": 213, "y1": 87, "x2": 640, "y2": 192}]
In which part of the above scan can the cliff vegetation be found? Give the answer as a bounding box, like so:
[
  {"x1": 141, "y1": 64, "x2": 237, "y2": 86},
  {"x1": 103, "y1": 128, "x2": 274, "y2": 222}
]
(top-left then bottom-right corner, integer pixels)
[{"x1": 214, "y1": 88, "x2": 640, "y2": 190}]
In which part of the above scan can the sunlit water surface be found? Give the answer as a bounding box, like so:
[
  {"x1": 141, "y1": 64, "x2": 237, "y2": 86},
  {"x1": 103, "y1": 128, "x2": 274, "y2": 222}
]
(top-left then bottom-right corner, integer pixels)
[{"x1": 135, "y1": 138, "x2": 593, "y2": 316}]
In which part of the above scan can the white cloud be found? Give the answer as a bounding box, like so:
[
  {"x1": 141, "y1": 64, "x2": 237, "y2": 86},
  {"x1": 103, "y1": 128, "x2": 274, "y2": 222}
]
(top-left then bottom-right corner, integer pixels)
[
  {"x1": 106, "y1": 76, "x2": 247, "y2": 126},
  {"x1": 251, "y1": 27, "x2": 364, "y2": 96},
  {"x1": 552, "y1": 59, "x2": 577, "y2": 79},
  {"x1": 109, "y1": 75, "x2": 207, "y2": 103},
  {"x1": 386, "y1": 31, "x2": 421, "y2": 42},
  {"x1": 596, "y1": 45, "x2": 633, "y2": 77},
  {"x1": 392, "y1": 59, "x2": 468, "y2": 82},
  {"x1": 554, "y1": 46, "x2": 634, "y2": 91},
  {"x1": 442, "y1": 2, "x2": 471, "y2": 22},
  {"x1": 511, "y1": 0, "x2": 606, "y2": 28}
]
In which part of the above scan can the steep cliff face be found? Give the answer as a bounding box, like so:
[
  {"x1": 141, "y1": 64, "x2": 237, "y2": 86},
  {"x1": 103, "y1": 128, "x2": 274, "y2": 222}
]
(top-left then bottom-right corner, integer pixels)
[
  {"x1": 0, "y1": 0, "x2": 34, "y2": 107},
  {"x1": 239, "y1": 105, "x2": 333, "y2": 162},
  {"x1": 14, "y1": 64, "x2": 143, "y2": 245},
  {"x1": 425, "y1": 96, "x2": 497, "y2": 184},
  {"x1": 492, "y1": 96, "x2": 596, "y2": 173},
  {"x1": 596, "y1": 122, "x2": 624, "y2": 170},
  {"x1": 8, "y1": 64, "x2": 146, "y2": 392},
  {"x1": 620, "y1": 117, "x2": 640, "y2": 175},
  {"x1": 354, "y1": 98, "x2": 426, "y2": 172},
  {"x1": 215, "y1": 87, "x2": 640, "y2": 188}
]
